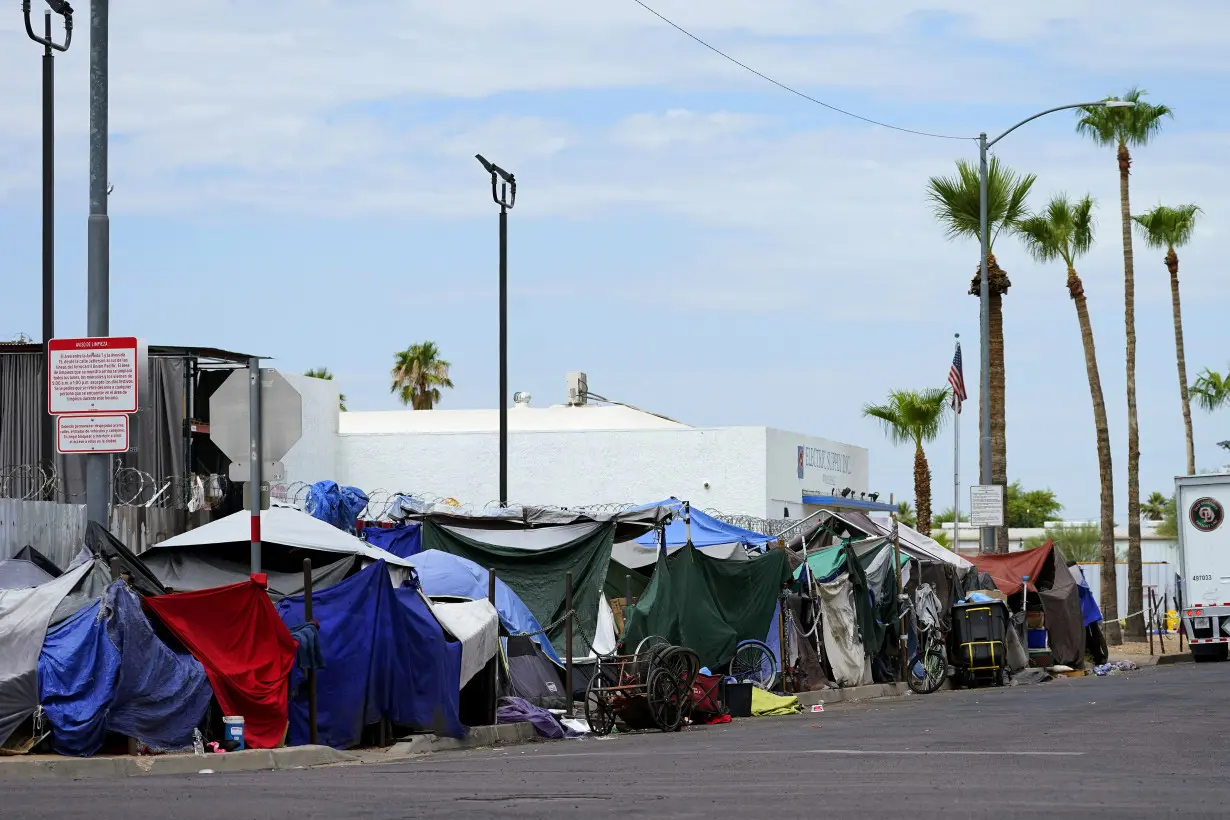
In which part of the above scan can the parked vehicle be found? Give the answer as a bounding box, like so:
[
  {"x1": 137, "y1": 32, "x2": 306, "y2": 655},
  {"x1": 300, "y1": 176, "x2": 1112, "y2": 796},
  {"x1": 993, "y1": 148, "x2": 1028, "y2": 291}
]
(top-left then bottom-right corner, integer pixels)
[{"x1": 1176, "y1": 473, "x2": 1230, "y2": 662}]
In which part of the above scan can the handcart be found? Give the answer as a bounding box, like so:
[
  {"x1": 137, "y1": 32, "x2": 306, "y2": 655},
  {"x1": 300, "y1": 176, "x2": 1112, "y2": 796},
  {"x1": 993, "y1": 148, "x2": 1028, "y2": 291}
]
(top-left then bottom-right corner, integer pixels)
[{"x1": 583, "y1": 635, "x2": 700, "y2": 734}]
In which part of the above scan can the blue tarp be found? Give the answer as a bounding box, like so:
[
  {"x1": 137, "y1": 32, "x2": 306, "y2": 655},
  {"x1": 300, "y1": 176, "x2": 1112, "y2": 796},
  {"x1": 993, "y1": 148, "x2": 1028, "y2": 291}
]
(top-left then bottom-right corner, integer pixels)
[
  {"x1": 307, "y1": 480, "x2": 369, "y2": 532},
  {"x1": 363, "y1": 525, "x2": 422, "y2": 559},
  {"x1": 409, "y1": 549, "x2": 561, "y2": 665},
  {"x1": 634, "y1": 499, "x2": 776, "y2": 550},
  {"x1": 38, "y1": 582, "x2": 213, "y2": 756},
  {"x1": 276, "y1": 560, "x2": 464, "y2": 750},
  {"x1": 1075, "y1": 566, "x2": 1103, "y2": 627}
]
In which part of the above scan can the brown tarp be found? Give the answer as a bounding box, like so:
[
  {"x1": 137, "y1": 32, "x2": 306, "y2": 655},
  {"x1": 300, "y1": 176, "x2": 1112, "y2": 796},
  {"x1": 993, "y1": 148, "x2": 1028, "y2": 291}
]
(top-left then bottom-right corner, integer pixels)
[{"x1": 971, "y1": 542, "x2": 1084, "y2": 668}]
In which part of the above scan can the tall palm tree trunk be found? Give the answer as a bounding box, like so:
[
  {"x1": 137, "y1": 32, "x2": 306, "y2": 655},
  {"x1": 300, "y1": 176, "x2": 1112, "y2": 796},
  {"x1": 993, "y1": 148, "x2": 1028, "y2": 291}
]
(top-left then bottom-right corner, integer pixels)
[
  {"x1": 989, "y1": 269, "x2": 1009, "y2": 554},
  {"x1": 1167, "y1": 247, "x2": 1195, "y2": 476},
  {"x1": 1118, "y1": 143, "x2": 1145, "y2": 640},
  {"x1": 914, "y1": 440, "x2": 933, "y2": 536},
  {"x1": 1069, "y1": 269, "x2": 1122, "y2": 645}
]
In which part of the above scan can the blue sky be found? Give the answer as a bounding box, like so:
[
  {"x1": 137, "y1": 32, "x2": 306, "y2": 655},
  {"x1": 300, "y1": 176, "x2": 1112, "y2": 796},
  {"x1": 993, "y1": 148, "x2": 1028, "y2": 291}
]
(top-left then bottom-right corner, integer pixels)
[{"x1": 2, "y1": 0, "x2": 1227, "y2": 519}]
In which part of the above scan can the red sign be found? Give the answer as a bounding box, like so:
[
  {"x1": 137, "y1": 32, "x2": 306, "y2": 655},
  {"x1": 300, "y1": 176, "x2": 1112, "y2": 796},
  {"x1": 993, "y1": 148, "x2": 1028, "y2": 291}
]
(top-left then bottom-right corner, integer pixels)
[
  {"x1": 56, "y1": 414, "x2": 131, "y2": 454},
  {"x1": 48, "y1": 336, "x2": 140, "y2": 415}
]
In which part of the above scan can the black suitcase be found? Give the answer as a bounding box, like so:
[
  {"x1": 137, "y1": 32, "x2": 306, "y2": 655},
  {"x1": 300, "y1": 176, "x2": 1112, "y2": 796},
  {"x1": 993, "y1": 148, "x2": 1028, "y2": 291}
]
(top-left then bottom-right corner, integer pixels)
[{"x1": 951, "y1": 599, "x2": 1010, "y2": 685}]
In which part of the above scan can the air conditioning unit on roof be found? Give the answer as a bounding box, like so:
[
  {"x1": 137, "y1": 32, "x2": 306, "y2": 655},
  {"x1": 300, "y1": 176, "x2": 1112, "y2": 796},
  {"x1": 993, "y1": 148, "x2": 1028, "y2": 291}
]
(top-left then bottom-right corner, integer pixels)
[{"x1": 565, "y1": 371, "x2": 588, "y2": 406}]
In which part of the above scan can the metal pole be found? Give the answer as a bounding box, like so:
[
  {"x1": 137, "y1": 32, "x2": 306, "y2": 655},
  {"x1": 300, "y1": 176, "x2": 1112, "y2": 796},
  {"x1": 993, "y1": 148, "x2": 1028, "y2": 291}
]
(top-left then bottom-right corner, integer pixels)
[
  {"x1": 109, "y1": 556, "x2": 119, "y2": 581},
  {"x1": 977, "y1": 133, "x2": 993, "y2": 554},
  {"x1": 953, "y1": 333, "x2": 961, "y2": 555},
  {"x1": 1159, "y1": 590, "x2": 1168, "y2": 655},
  {"x1": 302, "y1": 558, "x2": 317, "y2": 745},
  {"x1": 498, "y1": 203, "x2": 508, "y2": 507},
  {"x1": 488, "y1": 570, "x2": 499, "y2": 725},
  {"x1": 40, "y1": 13, "x2": 55, "y2": 487},
  {"x1": 249, "y1": 359, "x2": 262, "y2": 574},
  {"x1": 564, "y1": 571, "x2": 574, "y2": 719},
  {"x1": 891, "y1": 514, "x2": 907, "y2": 681},
  {"x1": 1147, "y1": 588, "x2": 1155, "y2": 656},
  {"x1": 777, "y1": 593, "x2": 788, "y2": 692},
  {"x1": 85, "y1": 0, "x2": 110, "y2": 528},
  {"x1": 1177, "y1": 585, "x2": 1185, "y2": 652}
]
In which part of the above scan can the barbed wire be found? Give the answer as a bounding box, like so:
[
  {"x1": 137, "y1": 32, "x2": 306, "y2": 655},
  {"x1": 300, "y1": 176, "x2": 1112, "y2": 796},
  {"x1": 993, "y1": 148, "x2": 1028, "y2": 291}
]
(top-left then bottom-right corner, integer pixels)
[{"x1": 0, "y1": 463, "x2": 231, "y2": 510}]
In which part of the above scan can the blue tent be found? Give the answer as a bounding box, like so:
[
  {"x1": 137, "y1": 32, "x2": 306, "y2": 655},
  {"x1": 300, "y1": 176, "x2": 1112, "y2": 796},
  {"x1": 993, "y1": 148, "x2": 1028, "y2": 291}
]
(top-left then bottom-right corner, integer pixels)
[
  {"x1": 409, "y1": 549, "x2": 561, "y2": 665},
  {"x1": 1074, "y1": 565, "x2": 1103, "y2": 627},
  {"x1": 634, "y1": 499, "x2": 776, "y2": 550},
  {"x1": 277, "y1": 560, "x2": 464, "y2": 750},
  {"x1": 38, "y1": 581, "x2": 213, "y2": 756},
  {"x1": 363, "y1": 524, "x2": 422, "y2": 559}
]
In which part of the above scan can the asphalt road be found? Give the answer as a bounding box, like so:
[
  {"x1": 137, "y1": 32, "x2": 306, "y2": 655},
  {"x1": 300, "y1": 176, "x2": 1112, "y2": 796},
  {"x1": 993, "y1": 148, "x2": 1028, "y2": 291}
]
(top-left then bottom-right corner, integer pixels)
[{"x1": 8, "y1": 662, "x2": 1228, "y2": 819}]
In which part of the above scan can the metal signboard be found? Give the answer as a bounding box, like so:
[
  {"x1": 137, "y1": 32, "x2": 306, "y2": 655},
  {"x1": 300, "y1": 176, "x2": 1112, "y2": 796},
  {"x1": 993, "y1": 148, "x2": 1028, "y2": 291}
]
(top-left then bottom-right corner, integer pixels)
[
  {"x1": 209, "y1": 367, "x2": 303, "y2": 473},
  {"x1": 969, "y1": 484, "x2": 1005, "y2": 527},
  {"x1": 56, "y1": 415, "x2": 130, "y2": 454},
  {"x1": 48, "y1": 336, "x2": 142, "y2": 415}
]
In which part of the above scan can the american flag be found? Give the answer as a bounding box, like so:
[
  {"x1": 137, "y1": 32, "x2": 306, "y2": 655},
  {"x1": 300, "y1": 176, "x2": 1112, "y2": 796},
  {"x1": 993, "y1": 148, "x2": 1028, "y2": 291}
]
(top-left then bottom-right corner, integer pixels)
[{"x1": 949, "y1": 342, "x2": 968, "y2": 413}]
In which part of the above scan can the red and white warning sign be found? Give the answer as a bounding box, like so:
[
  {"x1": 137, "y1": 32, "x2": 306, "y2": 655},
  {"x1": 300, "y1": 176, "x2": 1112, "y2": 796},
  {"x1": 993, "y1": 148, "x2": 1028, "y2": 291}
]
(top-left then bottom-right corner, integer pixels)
[
  {"x1": 48, "y1": 336, "x2": 140, "y2": 415},
  {"x1": 56, "y1": 415, "x2": 131, "y2": 454}
]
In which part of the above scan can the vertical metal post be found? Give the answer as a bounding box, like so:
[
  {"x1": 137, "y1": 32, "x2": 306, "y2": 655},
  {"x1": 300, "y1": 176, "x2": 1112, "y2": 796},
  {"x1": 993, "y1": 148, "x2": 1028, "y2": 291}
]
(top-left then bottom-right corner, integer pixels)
[
  {"x1": 302, "y1": 558, "x2": 317, "y2": 745},
  {"x1": 85, "y1": 0, "x2": 111, "y2": 528},
  {"x1": 1147, "y1": 588, "x2": 1155, "y2": 656},
  {"x1": 625, "y1": 574, "x2": 633, "y2": 607},
  {"x1": 952, "y1": 334, "x2": 960, "y2": 554},
  {"x1": 498, "y1": 204, "x2": 508, "y2": 507},
  {"x1": 109, "y1": 556, "x2": 119, "y2": 581},
  {"x1": 776, "y1": 594, "x2": 788, "y2": 692},
  {"x1": 564, "y1": 571, "x2": 574, "y2": 719},
  {"x1": 1159, "y1": 590, "x2": 1167, "y2": 655},
  {"x1": 249, "y1": 359, "x2": 262, "y2": 574},
  {"x1": 977, "y1": 132, "x2": 993, "y2": 554},
  {"x1": 891, "y1": 514, "x2": 907, "y2": 682},
  {"x1": 1177, "y1": 586, "x2": 1185, "y2": 652},
  {"x1": 40, "y1": 13, "x2": 55, "y2": 488},
  {"x1": 488, "y1": 570, "x2": 498, "y2": 726}
]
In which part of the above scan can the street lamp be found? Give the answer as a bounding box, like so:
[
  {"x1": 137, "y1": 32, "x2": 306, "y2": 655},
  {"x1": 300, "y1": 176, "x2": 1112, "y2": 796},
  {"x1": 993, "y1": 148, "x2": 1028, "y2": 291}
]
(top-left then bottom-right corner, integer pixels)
[
  {"x1": 975, "y1": 99, "x2": 1135, "y2": 553},
  {"x1": 475, "y1": 154, "x2": 516, "y2": 507},
  {"x1": 22, "y1": 0, "x2": 72, "y2": 493}
]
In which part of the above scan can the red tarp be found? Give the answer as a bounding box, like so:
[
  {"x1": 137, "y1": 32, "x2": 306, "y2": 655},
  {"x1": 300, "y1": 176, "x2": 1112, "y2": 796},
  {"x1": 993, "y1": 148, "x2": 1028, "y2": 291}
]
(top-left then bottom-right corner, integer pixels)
[
  {"x1": 970, "y1": 542, "x2": 1055, "y2": 595},
  {"x1": 145, "y1": 575, "x2": 297, "y2": 749}
]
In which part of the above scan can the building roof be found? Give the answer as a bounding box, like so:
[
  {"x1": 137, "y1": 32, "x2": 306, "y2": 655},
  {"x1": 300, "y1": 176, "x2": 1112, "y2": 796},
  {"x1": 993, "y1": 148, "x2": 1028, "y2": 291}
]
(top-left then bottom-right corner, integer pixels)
[{"x1": 339, "y1": 404, "x2": 691, "y2": 435}]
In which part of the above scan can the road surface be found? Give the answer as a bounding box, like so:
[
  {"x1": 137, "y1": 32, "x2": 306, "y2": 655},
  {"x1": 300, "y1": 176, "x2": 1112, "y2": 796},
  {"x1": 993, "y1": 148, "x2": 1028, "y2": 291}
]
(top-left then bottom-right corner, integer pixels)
[{"x1": 8, "y1": 662, "x2": 1227, "y2": 819}]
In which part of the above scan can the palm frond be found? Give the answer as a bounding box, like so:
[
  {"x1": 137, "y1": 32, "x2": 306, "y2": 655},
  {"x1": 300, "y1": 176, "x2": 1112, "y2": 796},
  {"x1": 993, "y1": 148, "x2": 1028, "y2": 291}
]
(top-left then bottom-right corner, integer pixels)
[
  {"x1": 1016, "y1": 193, "x2": 1096, "y2": 268},
  {"x1": 1191, "y1": 368, "x2": 1230, "y2": 413},
  {"x1": 863, "y1": 387, "x2": 950, "y2": 448},
  {"x1": 1076, "y1": 87, "x2": 1173, "y2": 149},
  {"x1": 1133, "y1": 204, "x2": 1201, "y2": 250},
  {"x1": 927, "y1": 157, "x2": 1035, "y2": 251}
]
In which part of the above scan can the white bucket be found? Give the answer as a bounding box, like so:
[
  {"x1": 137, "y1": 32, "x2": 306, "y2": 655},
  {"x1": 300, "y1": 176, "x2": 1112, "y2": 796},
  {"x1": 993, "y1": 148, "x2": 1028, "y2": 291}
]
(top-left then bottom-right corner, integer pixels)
[{"x1": 222, "y1": 715, "x2": 245, "y2": 750}]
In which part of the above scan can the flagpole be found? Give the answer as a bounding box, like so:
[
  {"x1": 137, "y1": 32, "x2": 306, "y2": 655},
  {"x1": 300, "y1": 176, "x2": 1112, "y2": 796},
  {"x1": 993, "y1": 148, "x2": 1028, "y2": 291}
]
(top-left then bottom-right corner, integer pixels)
[{"x1": 953, "y1": 333, "x2": 961, "y2": 555}]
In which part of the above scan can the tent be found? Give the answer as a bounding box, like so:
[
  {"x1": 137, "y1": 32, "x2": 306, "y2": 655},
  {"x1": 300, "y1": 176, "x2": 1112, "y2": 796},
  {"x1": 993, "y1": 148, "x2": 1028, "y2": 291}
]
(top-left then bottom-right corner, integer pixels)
[
  {"x1": 82, "y1": 523, "x2": 168, "y2": 598},
  {"x1": 422, "y1": 520, "x2": 616, "y2": 660},
  {"x1": 622, "y1": 545, "x2": 791, "y2": 669},
  {"x1": 801, "y1": 510, "x2": 972, "y2": 571},
  {"x1": 614, "y1": 499, "x2": 776, "y2": 569},
  {"x1": 970, "y1": 542, "x2": 1084, "y2": 668},
  {"x1": 0, "y1": 562, "x2": 93, "y2": 748},
  {"x1": 14, "y1": 545, "x2": 62, "y2": 578},
  {"x1": 0, "y1": 559, "x2": 54, "y2": 590},
  {"x1": 38, "y1": 581, "x2": 213, "y2": 756},
  {"x1": 363, "y1": 524, "x2": 423, "y2": 560},
  {"x1": 276, "y1": 560, "x2": 465, "y2": 749},
  {"x1": 144, "y1": 576, "x2": 298, "y2": 749}
]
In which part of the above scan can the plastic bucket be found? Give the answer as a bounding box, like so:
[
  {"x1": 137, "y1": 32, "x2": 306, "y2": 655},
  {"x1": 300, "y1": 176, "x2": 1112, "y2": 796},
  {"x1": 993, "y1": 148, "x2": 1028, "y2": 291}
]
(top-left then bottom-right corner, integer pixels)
[
  {"x1": 223, "y1": 715, "x2": 245, "y2": 750},
  {"x1": 1027, "y1": 629, "x2": 1048, "y2": 650}
]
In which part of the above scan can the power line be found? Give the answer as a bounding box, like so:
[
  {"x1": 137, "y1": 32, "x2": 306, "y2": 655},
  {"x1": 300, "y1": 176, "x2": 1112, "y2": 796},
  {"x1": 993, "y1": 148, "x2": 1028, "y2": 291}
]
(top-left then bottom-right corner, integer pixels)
[{"x1": 628, "y1": 0, "x2": 972, "y2": 142}]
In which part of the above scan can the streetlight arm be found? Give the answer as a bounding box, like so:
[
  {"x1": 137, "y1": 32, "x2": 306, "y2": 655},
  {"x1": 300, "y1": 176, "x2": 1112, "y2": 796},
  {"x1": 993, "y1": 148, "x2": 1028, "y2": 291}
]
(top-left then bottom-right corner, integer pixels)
[
  {"x1": 22, "y1": 1, "x2": 73, "y2": 51},
  {"x1": 986, "y1": 102, "x2": 1108, "y2": 148}
]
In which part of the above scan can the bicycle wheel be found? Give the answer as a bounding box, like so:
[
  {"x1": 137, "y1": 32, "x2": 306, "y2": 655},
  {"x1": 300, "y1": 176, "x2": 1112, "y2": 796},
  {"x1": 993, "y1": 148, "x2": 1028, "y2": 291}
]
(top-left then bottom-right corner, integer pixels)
[
  {"x1": 730, "y1": 639, "x2": 777, "y2": 690},
  {"x1": 635, "y1": 635, "x2": 669, "y2": 680},
  {"x1": 583, "y1": 675, "x2": 615, "y2": 736},
  {"x1": 907, "y1": 645, "x2": 948, "y2": 694}
]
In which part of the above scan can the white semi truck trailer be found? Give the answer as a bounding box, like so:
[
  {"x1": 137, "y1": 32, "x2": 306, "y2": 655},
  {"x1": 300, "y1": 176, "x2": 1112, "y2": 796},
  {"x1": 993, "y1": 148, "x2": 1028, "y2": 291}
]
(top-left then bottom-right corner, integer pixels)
[{"x1": 1177, "y1": 473, "x2": 1230, "y2": 662}]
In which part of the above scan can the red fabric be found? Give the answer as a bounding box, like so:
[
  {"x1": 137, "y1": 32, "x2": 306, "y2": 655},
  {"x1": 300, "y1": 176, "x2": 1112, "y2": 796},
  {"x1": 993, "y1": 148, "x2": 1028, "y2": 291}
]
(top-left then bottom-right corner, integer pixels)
[
  {"x1": 701, "y1": 713, "x2": 732, "y2": 725},
  {"x1": 689, "y1": 673, "x2": 723, "y2": 713},
  {"x1": 145, "y1": 578, "x2": 297, "y2": 749},
  {"x1": 970, "y1": 542, "x2": 1054, "y2": 595}
]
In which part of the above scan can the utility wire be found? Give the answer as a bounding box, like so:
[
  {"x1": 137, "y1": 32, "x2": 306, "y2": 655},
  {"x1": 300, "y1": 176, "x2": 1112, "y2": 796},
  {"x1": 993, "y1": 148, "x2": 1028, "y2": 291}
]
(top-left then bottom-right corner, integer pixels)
[{"x1": 629, "y1": 0, "x2": 972, "y2": 141}]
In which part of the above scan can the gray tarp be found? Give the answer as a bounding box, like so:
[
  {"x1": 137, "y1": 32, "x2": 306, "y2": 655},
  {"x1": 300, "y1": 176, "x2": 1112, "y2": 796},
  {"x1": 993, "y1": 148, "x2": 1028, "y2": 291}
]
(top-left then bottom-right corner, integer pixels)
[
  {"x1": 0, "y1": 559, "x2": 54, "y2": 590},
  {"x1": 48, "y1": 560, "x2": 111, "y2": 627},
  {"x1": 818, "y1": 574, "x2": 872, "y2": 687},
  {"x1": 141, "y1": 551, "x2": 358, "y2": 599},
  {"x1": 0, "y1": 562, "x2": 93, "y2": 747},
  {"x1": 1038, "y1": 545, "x2": 1084, "y2": 668}
]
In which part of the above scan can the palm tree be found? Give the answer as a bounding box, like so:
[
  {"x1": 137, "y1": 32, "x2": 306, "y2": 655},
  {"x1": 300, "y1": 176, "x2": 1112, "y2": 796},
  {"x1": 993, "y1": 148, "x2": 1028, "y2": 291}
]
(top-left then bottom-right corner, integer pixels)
[
  {"x1": 863, "y1": 388, "x2": 950, "y2": 536},
  {"x1": 1077, "y1": 88, "x2": 1173, "y2": 640},
  {"x1": 1143, "y1": 491, "x2": 1169, "y2": 521},
  {"x1": 1192, "y1": 367, "x2": 1230, "y2": 413},
  {"x1": 928, "y1": 157, "x2": 1035, "y2": 552},
  {"x1": 304, "y1": 367, "x2": 346, "y2": 412},
  {"x1": 390, "y1": 342, "x2": 454, "y2": 410},
  {"x1": 1016, "y1": 193, "x2": 1120, "y2": 643},
  {"x1": 895, "y1": 501, "x2": 917, "y2": 529},
  {"x1": 1133, "y1": 204, "x2": 1201, "y2": 475}
]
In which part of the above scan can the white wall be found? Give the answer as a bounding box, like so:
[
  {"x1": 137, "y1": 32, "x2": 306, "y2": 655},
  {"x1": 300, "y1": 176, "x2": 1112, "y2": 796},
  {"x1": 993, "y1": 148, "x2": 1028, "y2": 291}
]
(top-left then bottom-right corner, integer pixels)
[
  {"x1": 338, "y1": 426, "x2": 769, "y2": 513},
  {"x1": 277, "y1": 373, "x2": 339, "y2": 491},
  {"x1": 764, "y1": 428, "x2": 870, "y2": 519}
]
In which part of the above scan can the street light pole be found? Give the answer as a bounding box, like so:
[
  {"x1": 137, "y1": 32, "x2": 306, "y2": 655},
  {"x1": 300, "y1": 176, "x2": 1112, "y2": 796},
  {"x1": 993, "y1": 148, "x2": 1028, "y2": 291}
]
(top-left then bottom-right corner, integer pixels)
[
  {"x1": 976, "y1": 100, "x2": 1131, "y2": 553},
  {"x1": 23, "y1": 1, "x2": 72, "y2": 497},
  {"x1": 475, "y1": 155, "x2": 517, "y2": 507},
  {"x1": 85, "y1": 0, "x2": 110, "y2": 526}
]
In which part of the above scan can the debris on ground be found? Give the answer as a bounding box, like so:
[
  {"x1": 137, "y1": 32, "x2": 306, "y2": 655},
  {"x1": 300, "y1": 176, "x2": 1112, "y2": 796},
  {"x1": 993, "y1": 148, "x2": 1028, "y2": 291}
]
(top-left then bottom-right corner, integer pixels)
[{"x1": 1093, "y1": 660, "x2": 1140, "y2": 676}]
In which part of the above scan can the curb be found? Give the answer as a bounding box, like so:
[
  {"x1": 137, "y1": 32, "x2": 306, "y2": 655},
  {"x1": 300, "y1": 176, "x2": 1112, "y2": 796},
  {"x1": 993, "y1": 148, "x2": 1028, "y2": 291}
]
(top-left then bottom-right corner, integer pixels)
[
  {"x1": 796, "y1": 682, "x2": 909, "y2": 709},
  {"x1": 1156, "y1": 652, "x2": 1193, "y2": 665},
  {"x1": 0, "y1": 745, "x2": 354, "y2": 782},
  {"x1": 351, "y1": 722, "x2": 539, "y2": 764}
]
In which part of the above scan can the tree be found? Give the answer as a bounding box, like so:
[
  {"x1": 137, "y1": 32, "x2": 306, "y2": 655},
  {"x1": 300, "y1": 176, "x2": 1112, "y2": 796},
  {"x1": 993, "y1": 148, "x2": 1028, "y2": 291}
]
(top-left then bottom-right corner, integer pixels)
[
  {"x1": 933, "y1": 508, "x2": 969, "y2": 525},
  {"x1": 304, "y1": 367, "x2": 346, "y2": 412},
  {"x1": 1023, "y1": 524, "x2": 1108, "y2": 563},
  {"x1": 1016, "y1": 193, "x2": 1119, "y2": 642},
  {"x1": 1157, "y1": 495, "x2": 1178, "y2": 538},
  {"x1": 1077, "y1": 87, "x2": 1173, "y2": 641},
  {"x1": 1004, "y1": 481, "x2": 1063, "y2": 528},
  {"x1": 390, "y1": 342, "x2": 454, "y2": 410},
  {"x1": 1133, "y1": 204, "x2": 1201, "y2": 475},
  {"x1": 928, "y1": 157, "x2": 1035, "y2": 552},
  {"x1": 896, "y1": 501, "x2": 917, "y2": 529},
  {"x1": 1191, "y1": 367, "x2": 1230, "y2": 413},
  {"x1": 863, "y1": 388, "x2": 950, "y2": 536}
]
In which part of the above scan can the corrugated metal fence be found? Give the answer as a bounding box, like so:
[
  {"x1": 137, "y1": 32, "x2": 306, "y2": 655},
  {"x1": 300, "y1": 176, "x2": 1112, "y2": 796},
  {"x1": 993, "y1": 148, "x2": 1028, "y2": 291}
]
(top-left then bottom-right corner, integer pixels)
[
  {"x1": 0, "y1": 500, "x2": 188, "y2": 567},
  {"x1": 1077, "y1": 562, "x2": 1181, "y2": 618}
]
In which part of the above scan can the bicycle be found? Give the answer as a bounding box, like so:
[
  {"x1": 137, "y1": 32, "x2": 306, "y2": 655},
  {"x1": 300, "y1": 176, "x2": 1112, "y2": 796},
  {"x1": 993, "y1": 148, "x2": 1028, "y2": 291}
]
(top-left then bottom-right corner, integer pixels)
[{"x1": 900, "y1": 584, "x2": 948, "y2": 695}]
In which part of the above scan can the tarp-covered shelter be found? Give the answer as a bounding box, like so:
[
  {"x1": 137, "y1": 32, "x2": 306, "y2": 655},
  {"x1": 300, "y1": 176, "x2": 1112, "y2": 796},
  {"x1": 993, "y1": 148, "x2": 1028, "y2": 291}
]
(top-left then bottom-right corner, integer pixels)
[
  {"x1": 38, "y1": 581, "x2": 213, "y2": 756},
  {"x1": 614, "y1": 499, "x2": 776, "y2": 568},
  {"x1": 306, "y1": 480, "x2": 369, "y2": 532},
  {"x1": 792, "y1": 510, "x2": 972, "y2": 571},
  {"x1": 82, "y1": 522, "x2": 168, "y2": 597},
  {"x1": 402, "y1": 504, "x2": 668, "y2": 544},
  {"x1": 276, "y1": 560, "x2": 465, "y2": 749},
  {"x1": 622, "y1": 544, "x2": 791, "y2": 668},
  {"x1": 363, "y1": 524, "x2": 422, "y2": 559},
  {"x1": 0, "y1": 562, "x2": 93, "y2": 748},
  {"x1": 14, "y1": 546, "x2": 62, "y2": 578},
  {"x1": 0, "y1": 559, "x2": 55, "y2": 590},
  {"x1": 971, "y1": 542, "x2": 1084, "y2": 668},
  {"x1": 146, "y1": 507, "x2": 413, "y2": 595},
  {"x1": 144, "y1": 576, "x2": 298, "y2": 749},
  {"x1": 422, "y1": 520, "x2": 616, "y2": 660}
]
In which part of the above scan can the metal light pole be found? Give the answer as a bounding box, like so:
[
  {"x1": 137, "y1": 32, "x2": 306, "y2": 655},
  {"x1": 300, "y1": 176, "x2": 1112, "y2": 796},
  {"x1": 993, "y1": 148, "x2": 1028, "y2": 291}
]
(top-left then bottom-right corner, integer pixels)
[
  {"x1": 975, "y1": 99, "x2": 1132, "y2": 553},
  {"x1": 475, "y1": 154, "x2": 516, "y2": 507},
  {"x1": 23, "y1": 0, "x2": 73, "y2": 494},
  {"x1": 85, "y1": 0, "x2": 110, "y2": 526}
]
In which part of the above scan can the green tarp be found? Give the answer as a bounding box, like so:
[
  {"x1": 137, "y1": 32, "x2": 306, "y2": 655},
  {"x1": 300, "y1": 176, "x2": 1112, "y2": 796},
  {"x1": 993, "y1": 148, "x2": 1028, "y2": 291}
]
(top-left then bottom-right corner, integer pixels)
[
  {"x1": 621, "y1": 545, "x2": 792, "y2": 669},
  {"x1": 796, "y1": 540, "x2": 906, "y2": 658},
  {"x1": 421, "y1": 520, "x2": 615, "y2": 659},
  {"x1": 605, "y1": 560, "x2": 651, "y2": 604}
]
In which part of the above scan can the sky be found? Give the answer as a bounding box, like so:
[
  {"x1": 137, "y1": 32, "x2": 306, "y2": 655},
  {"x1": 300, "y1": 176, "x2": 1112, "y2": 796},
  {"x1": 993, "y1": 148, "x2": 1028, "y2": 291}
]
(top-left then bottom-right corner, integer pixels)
[{"x1": 2, "y1": 0, "x2": 1227, "y2": 520}]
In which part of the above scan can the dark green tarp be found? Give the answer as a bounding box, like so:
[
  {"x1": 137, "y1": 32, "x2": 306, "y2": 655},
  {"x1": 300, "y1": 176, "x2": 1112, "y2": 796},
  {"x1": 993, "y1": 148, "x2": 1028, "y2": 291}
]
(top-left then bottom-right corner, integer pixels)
[
  {"x1": 621, "y1": 544, "x2": 791, "y2": 669},
  {"x1": 421, "y1": 520, "x2": 615, "y2": 659},
  {"x1": 605, "y1": 560, "x2": 651, "y2": 604}
]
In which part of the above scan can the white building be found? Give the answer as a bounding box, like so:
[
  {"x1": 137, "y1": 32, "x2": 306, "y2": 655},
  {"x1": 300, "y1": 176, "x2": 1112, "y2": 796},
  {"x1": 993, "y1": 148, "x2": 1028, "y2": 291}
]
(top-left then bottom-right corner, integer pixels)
[{"x1": 277, "y1": 376, "x2": 872, "y2": 520}]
